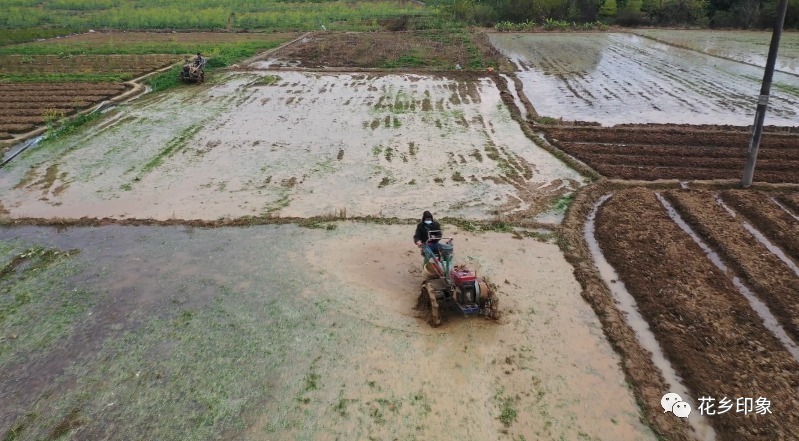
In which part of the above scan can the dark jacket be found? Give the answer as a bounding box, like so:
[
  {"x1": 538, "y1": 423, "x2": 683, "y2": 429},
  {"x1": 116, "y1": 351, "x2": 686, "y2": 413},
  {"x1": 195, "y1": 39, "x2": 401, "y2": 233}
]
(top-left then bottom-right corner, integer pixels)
[{"x1": 414, "y1": 211, "x2": 442, "y2": 244}]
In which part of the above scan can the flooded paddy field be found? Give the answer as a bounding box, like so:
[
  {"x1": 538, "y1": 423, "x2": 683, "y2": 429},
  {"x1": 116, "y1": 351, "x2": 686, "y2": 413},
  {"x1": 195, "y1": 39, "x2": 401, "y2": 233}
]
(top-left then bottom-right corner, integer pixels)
[
  {"x1": 631, "y1": 29, "x2": 799, "y2": 75},
  {"x1": 0, "y1": 70, "x2": 583, "y2": 222},
  {"x1": 570, "y1": 184, "x2": 799, "y2": 441},
  {"x1": 489, "y1": 33, "x2": 799, "y2": 126},
  {"x1": 0, "y1": 223, "x2": 655, "y2": 440}
]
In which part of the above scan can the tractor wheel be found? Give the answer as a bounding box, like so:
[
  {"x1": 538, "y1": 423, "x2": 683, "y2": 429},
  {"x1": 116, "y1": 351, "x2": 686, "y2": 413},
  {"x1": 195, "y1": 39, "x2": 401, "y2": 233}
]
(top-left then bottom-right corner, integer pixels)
[
  {"x1": 484, "y1": 289, "x2": 499, "y2": 321},
  {"x1": 425, "y1": 282, "x2": 441, "y2": 327},
  {"x1": 198, "y1": 71, "x2": 205, "y2": 83}
]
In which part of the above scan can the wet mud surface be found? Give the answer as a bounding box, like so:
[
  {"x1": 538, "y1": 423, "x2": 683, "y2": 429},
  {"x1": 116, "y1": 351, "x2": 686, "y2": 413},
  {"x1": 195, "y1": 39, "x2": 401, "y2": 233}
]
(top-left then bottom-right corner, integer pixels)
[
  {"x1": 0, "y1": 71, "x2": 583, "y2": 221},
  {"x1": 489, "y1": 33, "x2": 799, "y2": 126},
  {"x1": 595, "y1": 187, "x2": 799, "y2": 441},
  {"x1": 541, "y1": 125, "x2": 799, "y2": 182},
  {"x1": 0, "y1": 224, "x2": 654, "y2": 440}
]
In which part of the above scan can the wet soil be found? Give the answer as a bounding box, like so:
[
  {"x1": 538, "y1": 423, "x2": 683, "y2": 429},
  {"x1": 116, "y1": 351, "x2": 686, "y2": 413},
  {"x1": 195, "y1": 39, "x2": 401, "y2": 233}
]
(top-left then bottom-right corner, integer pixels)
[
  {"x1": 776, "y1": 193, "x2": 799, "y2": 215},
  {"x1": 262, "y1": 31, "x2": 501, "y2": 70},
  {"x1": 720, "y1": 190, "x2": 799, "y2": 263},
  {"x1": 0, "y1": 223, "x2": 654, "y2": 441},
  {"x1": 664, "y1": 189, "x2": 799, "y2": 345},
  {"x1": 0, "y1": 71, "x2": 582, "y2": 221},
  {"x1": 541, "y1": 125, "x2": 799, "y2": 182},
  {"x1": 596, "y1": 188, "x2": 799, "y2": 441}
]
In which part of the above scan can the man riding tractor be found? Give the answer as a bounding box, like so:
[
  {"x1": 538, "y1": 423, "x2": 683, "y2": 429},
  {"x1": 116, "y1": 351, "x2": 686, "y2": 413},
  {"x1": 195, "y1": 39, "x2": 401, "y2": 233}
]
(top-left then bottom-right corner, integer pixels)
[{"x1": 414, "y1": 210, "x2": 442, "y2": 255}]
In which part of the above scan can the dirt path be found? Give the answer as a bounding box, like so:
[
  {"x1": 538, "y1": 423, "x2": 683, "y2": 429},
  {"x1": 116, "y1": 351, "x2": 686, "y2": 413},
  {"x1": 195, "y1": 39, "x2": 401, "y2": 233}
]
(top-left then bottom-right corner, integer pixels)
[{"x1": 596, "y1": 188, "x2": 799, "y2": 441}]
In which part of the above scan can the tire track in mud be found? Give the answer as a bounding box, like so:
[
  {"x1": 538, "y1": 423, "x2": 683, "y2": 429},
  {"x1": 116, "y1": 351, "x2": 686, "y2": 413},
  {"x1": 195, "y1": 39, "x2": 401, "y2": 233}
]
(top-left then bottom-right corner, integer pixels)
[
  {"x1": 720, "y1": 190, "x2": 799, "y2": 263},
  {"x1": 596, "y1": 188, "x2": 799, "y2": 441},
  {"x1": 665, "y1": 189, "x2": 799, "y2": 346}
]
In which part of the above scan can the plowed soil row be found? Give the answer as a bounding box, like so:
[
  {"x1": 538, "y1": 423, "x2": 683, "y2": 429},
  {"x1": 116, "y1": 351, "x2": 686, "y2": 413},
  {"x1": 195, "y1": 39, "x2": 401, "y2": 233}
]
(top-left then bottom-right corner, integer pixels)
[
  {"x1": 0, "y1": 123, "x2": 35, "y2": 133},
  {"x1": 664, "y1": 189, "x2": 799, "y2": 344},
  {"x1": 612, "y1": 123, "x2": 799, "y2": 134},
  {"x1": 776, "y1": 194, "x2": 799, "y2": 215},
  {"x1": 544, "y1": 127, "x2": 799, "y2": 148},
  {"x1": 596, "y1": 188, "x2": 799, "y2": 441},
  {"x1": 0, "y1": 102, "x2": 93, "y2": 111},
  {"x1": 542, "y1": 125, "x2": 799, "y2": 182},
  {"x1": 0, "y1": 95, "x2": 112, "y2": 103},
  {"x1": 0, "y1": 54, "x2": 176, "y2": 75},
  {"x1": 721, "y1": 190, "x2": 799, "y2": 263},
  {"x1": 591, "y1": 164, "x2": 798, "y2": 183},
  {"x1": 0, "y1": 83, "x2": 128, "y2": 92},
  {"x1": 0, "y1": 82, "x2": 130, "y2": 134},
  {"x1": 561, "y1": 143, "x2": 799, "y2": 158},
  {"x1": 0, "y1": 89, "x2": 125, "y2": 98},
  {"x1": 583, "y1": 153, "x2": 799, "y2": 172},
  {"x1": 0, "y1": 108, "x2": 75, "y2": 117}
]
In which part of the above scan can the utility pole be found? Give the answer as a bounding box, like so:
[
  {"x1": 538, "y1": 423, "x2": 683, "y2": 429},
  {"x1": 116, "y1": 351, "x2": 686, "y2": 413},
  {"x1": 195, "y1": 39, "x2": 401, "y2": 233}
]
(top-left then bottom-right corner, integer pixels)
[{"x1": 741, "y1": 0, "x2": 789, "y2": 187}]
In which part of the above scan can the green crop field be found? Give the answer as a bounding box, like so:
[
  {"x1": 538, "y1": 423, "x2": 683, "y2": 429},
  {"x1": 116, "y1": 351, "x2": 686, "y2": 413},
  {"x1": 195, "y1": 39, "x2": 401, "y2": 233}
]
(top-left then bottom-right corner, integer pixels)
[{"x1": 0, "y1": 0, "x2": 436, "y2": 32}]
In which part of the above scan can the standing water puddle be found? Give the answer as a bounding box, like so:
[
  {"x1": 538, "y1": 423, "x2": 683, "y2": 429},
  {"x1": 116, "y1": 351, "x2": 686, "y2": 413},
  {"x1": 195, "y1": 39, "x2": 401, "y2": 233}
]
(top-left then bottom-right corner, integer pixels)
[
  {"x1": 499, "y1": 73, "x2": 527, "y2": 120},
  {"x1": 716, "y1": 197, "x2": 799, "y2": 278},
  {"x1": 658, "y1": 193, "x2": 799, "y2": 362},
  {"x1": 770, "y1": 197, "x2": 799, "y2": 222},
  {"x1": 586, "y1": 194, "x2": 716, "y2": 441}
]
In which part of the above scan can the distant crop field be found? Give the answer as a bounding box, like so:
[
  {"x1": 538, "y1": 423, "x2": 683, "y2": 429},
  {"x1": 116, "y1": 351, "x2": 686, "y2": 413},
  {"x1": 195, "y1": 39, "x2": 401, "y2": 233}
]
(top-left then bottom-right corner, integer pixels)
[
  {"x1": 0, "y1": 0, "x2": 433, "y2": 31},
  {"x1": 0, "y1": 31, "x2": 298, "y2": 56}
]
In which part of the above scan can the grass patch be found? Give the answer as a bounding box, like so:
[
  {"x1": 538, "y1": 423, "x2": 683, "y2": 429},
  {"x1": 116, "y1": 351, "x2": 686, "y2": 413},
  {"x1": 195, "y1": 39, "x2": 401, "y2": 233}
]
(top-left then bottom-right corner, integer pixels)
[
  {"x1": 140, "y1": 123, "x2": 203, "y2": 174},
  {"x1": 0, "y1": 244, "x2": 89, "y2": 362},
  {"x1": 145, "y1": 65, "x2": 182, "y2": 93},
  {"x1": 451, "y1": 171, "x2": 465, "y2": 182},
  {"x1": 43, "y1": 111, "x2": 102, "y2": 143},
  {"x1": 498, "y1": 396, "x2": 518, "y2": 427},
  {"x1": 553, "y1": 194, "x2": 575, "y2": 212},
  {"x1": 252, "y1": 74, "x2": 281, "y2": 86},
  {"x1": 0, "y1": 28, "x2": 85, "y2": 46}
]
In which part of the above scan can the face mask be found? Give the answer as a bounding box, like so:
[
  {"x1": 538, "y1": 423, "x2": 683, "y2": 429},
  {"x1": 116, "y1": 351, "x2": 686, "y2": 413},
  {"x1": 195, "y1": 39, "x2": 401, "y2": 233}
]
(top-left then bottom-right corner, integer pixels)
[{"x1": 424, "y1": 220, "x2": 432, "y2": 225}]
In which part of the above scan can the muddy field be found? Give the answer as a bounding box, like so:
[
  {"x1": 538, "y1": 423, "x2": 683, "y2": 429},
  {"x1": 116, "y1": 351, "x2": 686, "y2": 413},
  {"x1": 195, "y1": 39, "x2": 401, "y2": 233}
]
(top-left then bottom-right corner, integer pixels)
[
  {"x1": 6, "y1": 28, "x2": 799, "y2": 441},
  {"x1": 585, "y1": 186, "x2": 799, "y2": 440},
  {"x1": 262, "y1": 31, "x2": 501, "y2": 70},
  {"x1": 0, "y1": 83, "x2": 131, "y2": 140},
  {"x1": 0, "y1": 224, "x2": 655, "y2": 440},
  {"x1": 0, "y1": 70, "x2": 583, "y2": 221},
  {"x1": 540, "y1": 125, "x2": 799, "y2": 182},
  {"x1": 489, "y1": 33, "x2": 799, "y2": 126}
]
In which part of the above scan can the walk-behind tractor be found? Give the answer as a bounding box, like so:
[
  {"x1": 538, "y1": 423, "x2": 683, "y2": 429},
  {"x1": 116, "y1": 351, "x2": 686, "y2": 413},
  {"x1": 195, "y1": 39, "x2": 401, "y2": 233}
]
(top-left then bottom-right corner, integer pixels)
[
  {"x1": 417, "y1": 236, "x2": 499, "y2": 327},
  {"x1": 179, "y1": 57, "x2": 205, "y2": 83}
]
